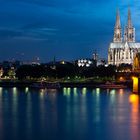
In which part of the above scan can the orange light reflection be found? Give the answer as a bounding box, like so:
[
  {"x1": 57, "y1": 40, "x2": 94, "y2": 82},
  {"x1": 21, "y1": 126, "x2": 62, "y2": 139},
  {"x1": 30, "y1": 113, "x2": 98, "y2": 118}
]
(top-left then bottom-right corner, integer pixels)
[
  {"x1": 129, "y1": 94, "x2": 139, "y2": 106},
  {"x1": 129, "y1": 94, "x2": 139, "y2": 140}
]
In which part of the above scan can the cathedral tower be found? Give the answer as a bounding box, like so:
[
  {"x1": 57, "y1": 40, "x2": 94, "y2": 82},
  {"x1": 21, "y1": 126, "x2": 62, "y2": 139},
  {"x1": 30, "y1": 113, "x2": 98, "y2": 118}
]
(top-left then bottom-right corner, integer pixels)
[
  {"x1": 124, "y1": 8, "x2": 135, "y2": 42},
  {"x1": 113, "y1": 9, "x2": 122, "y2": 42},
  {"x1": 108, "y1": 8, "x2": 140, "y2": 66}
]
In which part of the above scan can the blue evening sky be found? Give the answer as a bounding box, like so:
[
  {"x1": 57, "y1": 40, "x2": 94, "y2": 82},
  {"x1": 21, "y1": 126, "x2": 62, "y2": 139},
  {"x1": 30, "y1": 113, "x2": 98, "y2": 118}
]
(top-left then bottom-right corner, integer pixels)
[{"x1": 0, "y1": 0, "x2": 139, "y2": 62}]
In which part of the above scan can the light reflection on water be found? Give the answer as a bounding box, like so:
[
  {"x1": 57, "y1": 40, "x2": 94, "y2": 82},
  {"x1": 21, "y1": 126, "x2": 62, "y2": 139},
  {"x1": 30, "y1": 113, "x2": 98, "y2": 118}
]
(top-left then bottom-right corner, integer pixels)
[
  {"x1": 129, "y1": 94, "x2": 139, "y2": 140},
  {"x1": 0, "y1": 87, "x2": 3, "y2": 139},
  {"x1": 0, "y1": 87, "x2": 139, "y2": 140},
  {"x1": 25, "y1": 87, "x2": 29, "y2": 93}
]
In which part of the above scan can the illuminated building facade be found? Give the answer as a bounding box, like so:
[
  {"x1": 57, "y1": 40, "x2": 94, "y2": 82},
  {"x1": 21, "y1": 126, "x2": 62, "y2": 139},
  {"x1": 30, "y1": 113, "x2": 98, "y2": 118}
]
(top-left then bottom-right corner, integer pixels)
[
  {"x1": 77, "y1": 59, "x2": 93, "y2": 67},
  {"x1": 108, "y1": 9, "x2": 140, "y2": 66}
]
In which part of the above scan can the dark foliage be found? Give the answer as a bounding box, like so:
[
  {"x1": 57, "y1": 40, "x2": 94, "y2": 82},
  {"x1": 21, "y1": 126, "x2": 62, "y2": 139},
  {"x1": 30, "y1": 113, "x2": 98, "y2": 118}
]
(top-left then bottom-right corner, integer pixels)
[
  {"x1": 16, "y1": 63, "x2": 116, "y2": 80},
  {"x1": 16, "y1": 65, "x2": 47, "y2": 80}
]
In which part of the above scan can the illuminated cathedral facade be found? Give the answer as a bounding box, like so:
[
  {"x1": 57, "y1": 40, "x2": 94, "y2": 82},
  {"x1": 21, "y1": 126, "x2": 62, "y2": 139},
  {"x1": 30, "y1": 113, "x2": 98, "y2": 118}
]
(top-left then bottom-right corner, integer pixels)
[{"x1": 108, "y1": 9, "x2": 140, "y2": 66}]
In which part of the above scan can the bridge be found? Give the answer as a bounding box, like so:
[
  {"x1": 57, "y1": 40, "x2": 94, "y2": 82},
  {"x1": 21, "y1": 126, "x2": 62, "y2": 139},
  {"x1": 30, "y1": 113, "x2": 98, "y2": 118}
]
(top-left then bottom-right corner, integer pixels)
[
  {"x1": 132, "y1": 77, "x2": 140, "y2": 93},
  {"x1": 132, "y1": 53, "x2": 140, "y2": 93}
]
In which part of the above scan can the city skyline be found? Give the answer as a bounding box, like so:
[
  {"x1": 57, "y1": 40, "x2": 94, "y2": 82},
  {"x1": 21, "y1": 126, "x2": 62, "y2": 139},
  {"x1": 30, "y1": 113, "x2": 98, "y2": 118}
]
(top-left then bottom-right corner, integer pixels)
[{"x1": 0, "y1": 0, "x2": 139, "y2": 62}]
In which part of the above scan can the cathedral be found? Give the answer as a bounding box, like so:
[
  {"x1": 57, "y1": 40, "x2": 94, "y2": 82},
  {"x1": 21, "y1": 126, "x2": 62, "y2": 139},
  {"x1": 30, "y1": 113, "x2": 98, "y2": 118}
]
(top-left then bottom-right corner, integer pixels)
[{"x1": 108, "y1": 9, "x2": 140, "y2": 66}]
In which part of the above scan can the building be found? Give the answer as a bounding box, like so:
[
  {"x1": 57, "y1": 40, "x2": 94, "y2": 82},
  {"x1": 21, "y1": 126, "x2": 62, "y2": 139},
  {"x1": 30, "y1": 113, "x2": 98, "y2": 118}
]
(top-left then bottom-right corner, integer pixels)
[
  {"x1": 108, "y1": 9, "x2": 140, "y2": 66},
  {"x1": 76, "y1": 59, "x2": 94, "y2": 67}
]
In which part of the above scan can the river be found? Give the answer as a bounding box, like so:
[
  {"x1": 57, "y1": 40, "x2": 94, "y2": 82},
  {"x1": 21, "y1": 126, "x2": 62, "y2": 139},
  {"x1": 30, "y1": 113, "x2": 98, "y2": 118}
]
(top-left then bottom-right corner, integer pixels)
[{"x1": 0, "y1": 87, "x2": 139, "y2": 140}]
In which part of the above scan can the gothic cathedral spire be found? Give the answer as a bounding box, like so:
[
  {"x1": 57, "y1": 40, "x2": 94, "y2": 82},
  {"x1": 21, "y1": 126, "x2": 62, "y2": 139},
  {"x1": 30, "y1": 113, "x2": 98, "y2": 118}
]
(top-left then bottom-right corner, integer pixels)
[
  {"x1": 113, "y1": 9, "x2": 122, "y2": 42},
  {"x1": 124, "y1": 8, "x2": 135, "y2": 42},
  {"x1": 115, "y1": 9, "x2": 121, "y2": 28},
  {"x1": 128, "y1": 8, "x2": 132, "y2": 28}
]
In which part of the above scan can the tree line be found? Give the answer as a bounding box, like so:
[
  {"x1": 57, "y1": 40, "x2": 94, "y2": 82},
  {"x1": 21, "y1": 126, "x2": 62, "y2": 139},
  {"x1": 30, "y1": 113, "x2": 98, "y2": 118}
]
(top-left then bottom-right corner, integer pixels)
[{"x1": 15, "y1": 63, "x2": 116, "y2": 80}]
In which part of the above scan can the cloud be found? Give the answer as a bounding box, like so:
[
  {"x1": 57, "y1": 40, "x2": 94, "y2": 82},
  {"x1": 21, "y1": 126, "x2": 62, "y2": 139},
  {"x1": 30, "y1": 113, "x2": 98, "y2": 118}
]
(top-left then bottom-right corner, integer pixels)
[
  {"x1": 0, "y1": 28, "x2": 22, "y2": 40},
  {"x1": 0, "y1": 26, "x2": 58, "y2": 41},
  {"x1": 0, "y1": 0, "x2": 140, "y2": 61}
]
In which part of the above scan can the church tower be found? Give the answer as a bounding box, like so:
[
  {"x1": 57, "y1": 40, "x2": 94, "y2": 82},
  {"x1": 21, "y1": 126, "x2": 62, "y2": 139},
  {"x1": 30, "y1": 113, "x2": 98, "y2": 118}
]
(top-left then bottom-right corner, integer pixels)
[
  {"x1": 124, "y1": 8, "x2": 135, "y2": 42},
  {"x1": 108, "y1": 8, "x2": 140, "y2": 66},
  {"x1": 113, "y1": 9, "x2": 122, "y2": 42}
]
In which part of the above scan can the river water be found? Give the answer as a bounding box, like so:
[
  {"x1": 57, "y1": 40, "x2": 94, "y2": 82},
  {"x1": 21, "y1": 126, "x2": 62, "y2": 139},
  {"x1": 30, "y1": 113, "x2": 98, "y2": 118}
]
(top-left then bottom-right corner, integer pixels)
[{"x1": 0, "y1": 87, "x2": 139, "y2": 140}]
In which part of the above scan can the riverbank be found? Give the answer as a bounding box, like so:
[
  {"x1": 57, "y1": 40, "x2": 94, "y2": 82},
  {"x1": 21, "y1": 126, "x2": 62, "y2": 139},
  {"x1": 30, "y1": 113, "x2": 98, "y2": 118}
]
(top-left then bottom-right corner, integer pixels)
[{"x1": 0, "y1": 80, "x2": 133, "y2": 89}]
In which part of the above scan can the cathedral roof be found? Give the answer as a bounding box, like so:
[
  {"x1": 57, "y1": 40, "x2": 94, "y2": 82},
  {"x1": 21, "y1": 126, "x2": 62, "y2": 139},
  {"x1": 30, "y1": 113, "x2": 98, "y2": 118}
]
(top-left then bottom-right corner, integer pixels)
[{"x1": 109, "y1": 42, "x2": 140, "y2": 49}]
